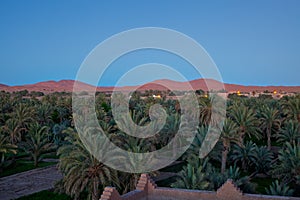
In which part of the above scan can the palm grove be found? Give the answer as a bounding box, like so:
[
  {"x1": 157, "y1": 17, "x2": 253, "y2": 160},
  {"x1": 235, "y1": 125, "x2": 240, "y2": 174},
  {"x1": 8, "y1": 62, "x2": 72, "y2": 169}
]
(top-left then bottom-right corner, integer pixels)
[{"x1": 0, "y1": 89, "x2": 300, "y2": 200}]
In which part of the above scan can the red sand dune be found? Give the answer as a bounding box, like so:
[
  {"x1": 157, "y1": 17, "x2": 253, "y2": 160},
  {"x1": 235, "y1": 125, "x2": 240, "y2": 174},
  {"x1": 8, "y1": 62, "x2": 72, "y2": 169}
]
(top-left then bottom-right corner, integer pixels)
[
  {"x1": 0, "y1": 84, "x2": 8, "y2": 88},
  {"x1": 0, "y1": 79, "x2": 299, "y2": 93}
]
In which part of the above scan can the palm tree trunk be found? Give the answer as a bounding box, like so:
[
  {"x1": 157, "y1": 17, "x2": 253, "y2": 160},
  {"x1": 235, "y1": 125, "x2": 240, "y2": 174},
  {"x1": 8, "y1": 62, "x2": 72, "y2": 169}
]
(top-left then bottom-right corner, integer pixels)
[
  {"x1": 34, "y1": 155, "x2": 38, "y2": 168},
  {"x1": 92, "y1": 178, "x2": 100, "y2": 200},
  {"x1": 267, "y1": 128, "x2": 271, "y2": 150},
  {"x1": 221, "y1": 148, "x2": 229, "y2": 174}
]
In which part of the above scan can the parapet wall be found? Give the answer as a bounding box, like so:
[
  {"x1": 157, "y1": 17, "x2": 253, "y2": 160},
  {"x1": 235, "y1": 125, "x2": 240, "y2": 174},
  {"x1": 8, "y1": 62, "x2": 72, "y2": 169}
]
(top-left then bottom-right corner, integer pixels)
[{"x1": 100, "y1": 174, "x2": 300, "y2": 200}]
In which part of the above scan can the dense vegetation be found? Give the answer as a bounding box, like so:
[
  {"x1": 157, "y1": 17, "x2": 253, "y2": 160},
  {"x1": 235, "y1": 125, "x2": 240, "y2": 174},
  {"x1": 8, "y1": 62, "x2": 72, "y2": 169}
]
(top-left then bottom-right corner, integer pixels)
[{"x1": 1, "y1": 89, "x2": 300, "y2": 200}]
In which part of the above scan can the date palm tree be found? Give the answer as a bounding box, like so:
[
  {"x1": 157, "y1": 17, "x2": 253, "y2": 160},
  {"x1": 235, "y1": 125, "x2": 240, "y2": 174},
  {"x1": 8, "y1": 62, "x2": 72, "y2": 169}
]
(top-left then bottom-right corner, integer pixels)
[
  {"x1": 184, "y1": 125, "x2": 207, "y2": 160},
  {"x1": 171, "y1": 157, "x2": 210, "y2": 190},
  {"x1": 0, "y1": 133, "x2": 17, "y2": 171},
  {"x1": 20, "y1": 122, "x2": 54, "y2": 167},
  {"x1": 0, "y1": 91, "x2": 12, "y2": 125},
  {"x1": 229, "y1": 103, "x2": 260, "y2": 140},
  {"x1": 230, "y1": 141, "x2": 256, "y2": 172},
  {"x1": 2, "y1": 118, "x2": 25, "y2": 144},
  {"x1": 259, "y1": 106, "x2": 281, "y2": 150},
  {"x1": 277, "y1": 120, "x2": 300, "y2": 146},
  {"x1": 281, "y1": 96, "x2": 300, "y2": 123},
  {"x1": 199, "y1": 97, "x2": 212, "y2": 126},
  {"x1": 199, "y1": 95, "x2": 225, "y2": 127},
  {"x1": 272, "y1": 142, "x2": 300, "y2": 185},
  {"x1": 36, "y1": 103, "x2": 53, "y2": 126},
  {"x1": 220, "y1": 118, "x2": 242, "y2": 173},
  {"x1": 265, "y1": 180, "x2": 294, "y2": 196},
  {"x1": 252, "y1": 145, "x2": 273, "y2": 176},
  {"x1": 13, "y1": 103, "x2": 36, "y2": 130},
  {"x1": 58, "y1": 128, "x2": 119, "y2": 200}
]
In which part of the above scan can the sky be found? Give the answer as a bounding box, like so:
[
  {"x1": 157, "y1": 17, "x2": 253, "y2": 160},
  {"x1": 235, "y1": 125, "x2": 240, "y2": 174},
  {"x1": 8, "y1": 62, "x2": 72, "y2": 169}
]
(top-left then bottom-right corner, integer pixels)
[{"x1": 0, "y1": 0, "x2": 299, "y2": 86}]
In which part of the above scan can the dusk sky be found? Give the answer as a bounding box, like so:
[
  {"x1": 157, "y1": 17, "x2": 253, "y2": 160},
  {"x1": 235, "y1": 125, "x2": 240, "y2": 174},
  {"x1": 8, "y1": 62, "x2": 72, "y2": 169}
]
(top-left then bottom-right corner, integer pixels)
[{"x1": 0, "y1": 0, "x2": 299, "y2": 86}]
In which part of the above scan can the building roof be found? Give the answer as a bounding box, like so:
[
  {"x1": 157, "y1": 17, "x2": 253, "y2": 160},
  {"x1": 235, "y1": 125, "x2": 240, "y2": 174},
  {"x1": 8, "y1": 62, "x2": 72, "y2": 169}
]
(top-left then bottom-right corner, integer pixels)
[{"x1": 100, "y1": 174, "x2": 300, "y2": 200}]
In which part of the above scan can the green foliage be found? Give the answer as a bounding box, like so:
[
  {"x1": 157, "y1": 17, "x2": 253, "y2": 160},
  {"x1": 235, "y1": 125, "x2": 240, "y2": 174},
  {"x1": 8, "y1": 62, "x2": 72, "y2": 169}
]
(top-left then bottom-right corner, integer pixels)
[
  {"x1": 1, "y1": 90, "x2": 300, "y2": 198},
  {"x1": 171, "y1": 157, "x2": 210, "y2": 190},
  {"x1": 229, "y1": 103, "x2": 260, "y2": 140},
  {"x1": 20, "y1": 123, "x2": 55, "y2": 167},
  {"x1": 265, "y1": 180, "x2": 294, "y2": 196},
  {"x1": 0, "y1": 133, "x2": 17, "y2": 172},
  {"x1": 258, "y1": 106, "x2": 281, "y2": 150},
  {"x1": 281, "y1": 96, "x2": 300, "y2": 122},
  {"x1": 220, "y1": 118, "x2": 242, "y2": 173},
  {"x1": 252, "y1": 145, "x2": 273, "y2": 175},
  {"x1": 277, "y1": 120, "x2": 300, "y2": 146},
  {"x1": 57, "y1": 128, "x2": 119, "y2": 200},
  {"x1": 272, "y1": 142, "x2": 300, "y2": 185},
  {"x1": 230, "y1": 141, "x2": 256, "y2": 172}
]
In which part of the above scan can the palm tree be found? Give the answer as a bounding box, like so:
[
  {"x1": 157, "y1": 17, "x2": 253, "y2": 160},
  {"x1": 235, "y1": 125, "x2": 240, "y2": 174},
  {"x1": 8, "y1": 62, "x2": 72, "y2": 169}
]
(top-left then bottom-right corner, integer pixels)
[
  {"x1": 199, "y1": 97, "x2": 212, "y2": 126},
  {"x1": 272, "y1": 142, "x2": 300, "y2": 185},
  {"x1": 229, "y1": 103, "x2": 260, "y2": 140},
  {"x1": 199, "y1": 95, "x2": 225, "y2": 127},
  {"x1": 171, "y1": 157, "x2": 210, "y2": 190},
  {"x1": 225, "y1": 165, "x2": 255, "y2": 193},
  {"x1": 36, "y1": 103, "x2": 53, "y2": 126},
  {"x1": 277, "y1": 120, "x2": 300, "y2": 146},
  {"x1": 0, "y1": 133, "x2": 17, "y2": 171},
  {"x1": 281, "y1": 96, "x2": 300, "y2": 123},
  {"x1": 160, "y1": 113, "x2": 180, "y2": 147},
  {"x1": 230, "y1": 141, "x2": 256, "y2": 172},
  {"x1": 13, "y1": 103, "x2": 36, "y2": 131},
  {"x1": 20, "y1": 122, "x2": 54, "y2": 167},
  {"x1": 58, "y1": 128, "x2": 119, "y2": 200},
  {"x1": 2, "y1": 118, "x2": 25, "y2": 144},
  {"x1": 252, "y1": 145, "x2": 273, "y2": 176},
  {"x1": 205, "y1": 164, "x2": 255, "y2": 193},
  {"x1": 220, "y1": 118, "x2": 242, "y2": 173},
  {"x1": 0, "y1": 91, "x2": 12, "y2": 125},
  {"x1": 184, "y1": 125, "x2": 207, "y2": 160},
  {"x1": 259, "y1": 106, "x2": 281, "y2": 150},
  {"x1": 265, "y1": 180, "x2": 294, "y2": 196}
]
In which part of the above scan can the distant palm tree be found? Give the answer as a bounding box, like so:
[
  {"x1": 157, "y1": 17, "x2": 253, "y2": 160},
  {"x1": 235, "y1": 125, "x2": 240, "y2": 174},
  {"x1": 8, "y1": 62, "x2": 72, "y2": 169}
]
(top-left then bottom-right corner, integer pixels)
[
  {"x1": 199, "y1": 95, "x2": 225, "y2": 127},
  {"x1": 229, "y1": 104, "x2": 260, "y2": 140},
  {"x1": 272, "y1": 142, "x2": 300, "y2": 185},
  {"x1": 2, "y1": 118, "x2": 25, "y2": 144},
  {"x1": 0, "y1": 92, "x2": 12, "y2": 125},
  {"x1": 160, "y1": 113, "x2": 180, "y2": 147},
  {"x1": 259, "y1": 106, "x2": 281, "y2": 150},
  {"x1": 252, "y1": 145, "x2": 273, "y2": 176},
  {"x1": 0, "y1": 133, "x2": 17, "y2": 169},
  {"x1": 230, "y1": 141, "x2": 256, "y2": 172},
  {"x1": 281, "y1": 96, "x2": 300, "y2": 123},
  {"x1": 199, "y1": 97, "x2": 212, "y2": 126},
  {"x1": 13, "y1": 103, "x2": 36, "y2": 136},
  {"x1": 184, "y1": 125, "x2": 207, "y2": 160},
  {"x1": 277, "y1": 120, "x2": 300, "y2": 146},
  {"x1": 20, "y1": 122, "x2": 54, "y2": 167},
  {"x1": 220, "y1": 118, "x2": 242, "y2": 173},
  {"x1": 36, "y1": 103, "x2": 53, "y2": 125}
]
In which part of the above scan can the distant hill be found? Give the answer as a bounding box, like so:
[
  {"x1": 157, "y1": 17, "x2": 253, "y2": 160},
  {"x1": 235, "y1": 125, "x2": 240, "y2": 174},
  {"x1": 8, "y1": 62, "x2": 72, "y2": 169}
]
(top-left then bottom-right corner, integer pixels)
[
  {"x1": 0, "y1": 79, "x2": 300, "y2": 93},
  {"x1": 0, "y1": 84, "x2": 8, "y2": 88}
]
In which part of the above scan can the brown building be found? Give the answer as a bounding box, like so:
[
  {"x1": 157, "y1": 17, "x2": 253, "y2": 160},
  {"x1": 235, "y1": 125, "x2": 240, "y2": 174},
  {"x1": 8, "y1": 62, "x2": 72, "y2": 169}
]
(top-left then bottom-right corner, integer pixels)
[{"x1": 100, "y1": 174, "x2": 300, "y2": 200}]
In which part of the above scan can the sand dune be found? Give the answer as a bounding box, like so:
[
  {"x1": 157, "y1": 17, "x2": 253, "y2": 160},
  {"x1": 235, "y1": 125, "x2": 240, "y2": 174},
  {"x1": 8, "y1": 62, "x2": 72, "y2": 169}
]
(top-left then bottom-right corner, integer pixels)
[{"x1": 0, "y1": 79, "x2": 299, "y2": 93}]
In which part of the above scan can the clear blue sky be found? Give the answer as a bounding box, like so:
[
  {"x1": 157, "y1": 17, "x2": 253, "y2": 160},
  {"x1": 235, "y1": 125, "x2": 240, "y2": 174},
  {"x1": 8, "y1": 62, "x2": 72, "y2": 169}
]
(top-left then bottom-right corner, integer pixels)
[{"x1": 0, "y1": 0, "x2": 299, "y2": 86}]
